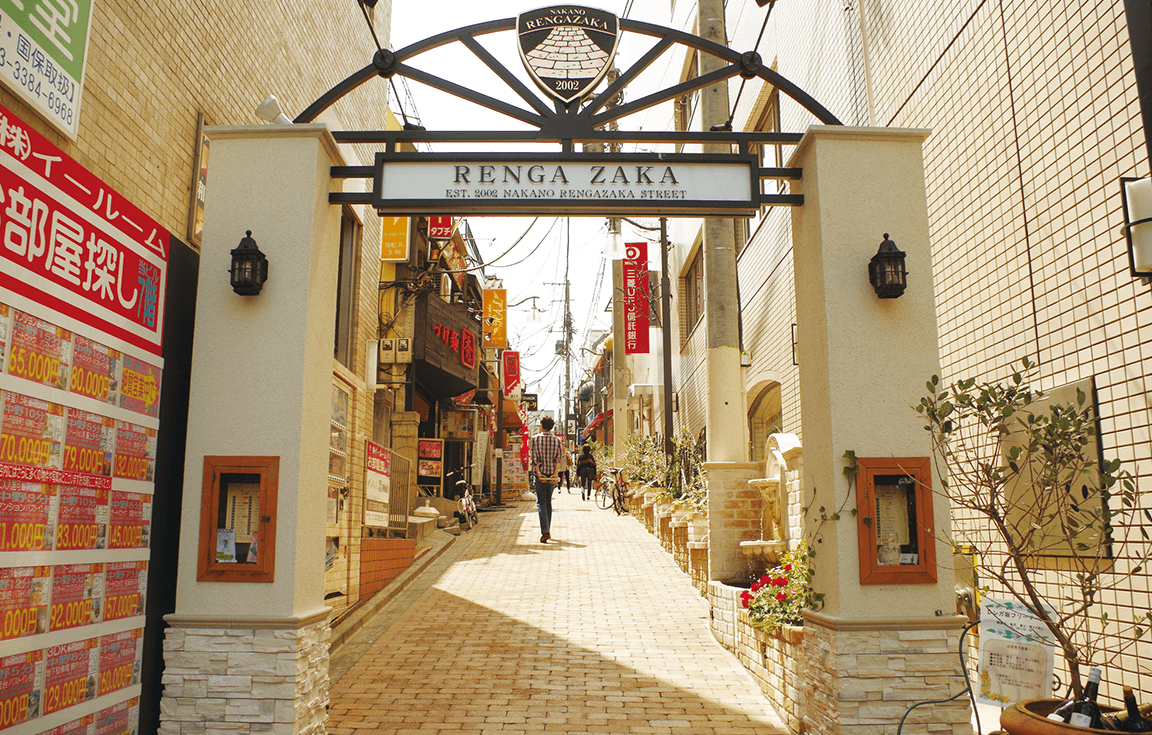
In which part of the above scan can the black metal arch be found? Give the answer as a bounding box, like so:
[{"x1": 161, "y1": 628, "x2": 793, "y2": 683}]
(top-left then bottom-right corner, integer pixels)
[{"x1": 295, "y1": 16, "x2": 842, "y2": 141}]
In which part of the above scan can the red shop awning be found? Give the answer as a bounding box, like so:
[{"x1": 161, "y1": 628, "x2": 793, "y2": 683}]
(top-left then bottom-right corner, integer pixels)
[{"x1": 585, "y1": 409, "x2": 612, "y2": 432}]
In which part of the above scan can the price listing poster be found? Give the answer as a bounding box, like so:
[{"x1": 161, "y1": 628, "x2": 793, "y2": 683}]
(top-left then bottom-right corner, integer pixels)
[
  {"x1": 0, "y1": 567, "x2": 49, "y2": 642},
  {"x1": 42, "y1": 639, "x2": 99, "y2": 717},
  {"x1": 0, "y1": 103, "x2": 167, "y2": 733},
  {"x1": 0, "y1": 482, "x2": 56, "y2": 552},
  {"x1": 0, "y1": 651, "x2": 44, "y2": 730}
]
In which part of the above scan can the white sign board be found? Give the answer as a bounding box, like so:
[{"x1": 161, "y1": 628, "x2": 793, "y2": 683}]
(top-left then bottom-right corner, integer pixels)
[
  {"x1": 363, "y1": 440, "x2": 392, "y2": 528},
  {"x1": 373, "y1": 154, "x2": 759, "y2": 216},
  {"x1": 0, "y1": 0, "x2": 94, "y2": 139},
  {"x1": 977, "y1": 596, "x2": 1056, "y2": 707}
]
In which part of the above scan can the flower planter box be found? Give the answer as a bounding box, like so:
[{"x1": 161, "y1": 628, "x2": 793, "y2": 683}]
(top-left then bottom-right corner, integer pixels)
[{"x1": 735, "y1": 609, "x2": 805, "y2": 734}]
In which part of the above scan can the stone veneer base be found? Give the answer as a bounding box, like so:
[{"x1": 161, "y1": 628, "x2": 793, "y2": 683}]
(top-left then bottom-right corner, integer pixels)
[
  {"x1": 159, "y1": 610, "x2": 330, "y2": 735},
  {"x1": 802, "y1": 610, "x2": 972, "y2": 735}
]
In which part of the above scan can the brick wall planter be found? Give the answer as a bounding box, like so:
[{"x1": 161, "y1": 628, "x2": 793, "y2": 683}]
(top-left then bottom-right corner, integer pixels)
[
  {"x1": 658, "y1": 513, "x2": 673, "y2": 552},
  {"x1": 359, "y1": 537, "x2": 417, "y2": 598},
  {"x1": 737, "y1": 611, "x2": 805, "y2": 734},
  {"x1": 672, "y1": 522, "x2": 688, "y2": 572}
]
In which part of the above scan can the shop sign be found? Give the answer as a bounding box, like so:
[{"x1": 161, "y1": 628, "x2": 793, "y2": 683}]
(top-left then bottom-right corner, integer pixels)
[
  {"x1": 428, "y1": 216, "x2": 453, "y2": 239},
  {"x1": 443, "y1": 237, "x2": 467, "y2": 288},
  {"x1": 380, "y1": 216, "x2": 409, "y2": 261},
  {"x1": 502, "y1": 351, "x2": 520, "y2": 397},
  {"x1": 363, "y1": 440, "x2": 391, "y2": 528},
  {"x1": 623, "y1": 242, "x2": 650, "y2": 354},
  {"x1": 432, "y1": 322, "x2": 477, "y2": 370},
  {"x1": 0, "y1": 0, "x2": 94, "y2": 139},
  {"x1": 373, "y1": 153, "x2": 759, "y2": 216},
  {"x1": 522, "y1": 393, "x2": 538, "y2": 410},
  {"x1": 482, "y1": 289, "x2": 507, "y2": 348}
]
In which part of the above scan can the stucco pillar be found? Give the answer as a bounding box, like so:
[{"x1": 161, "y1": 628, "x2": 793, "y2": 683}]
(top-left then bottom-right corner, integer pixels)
[
  {"x1": 788, "y1": 127, "x2": 970, "y2": 735},
  {"x1": 160, "y1": 125, "x2": 344, "y2": 735}
]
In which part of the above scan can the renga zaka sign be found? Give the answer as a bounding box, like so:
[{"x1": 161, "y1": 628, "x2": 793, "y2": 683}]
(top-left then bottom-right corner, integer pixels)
[{"x1": 373, "y1": 153, "x2": 759, "y2": 216}]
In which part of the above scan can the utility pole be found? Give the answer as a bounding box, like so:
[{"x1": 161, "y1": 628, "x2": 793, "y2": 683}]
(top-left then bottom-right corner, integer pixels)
[{"x1": 564, "y1": 219, "x2": 573, "y2": 449}]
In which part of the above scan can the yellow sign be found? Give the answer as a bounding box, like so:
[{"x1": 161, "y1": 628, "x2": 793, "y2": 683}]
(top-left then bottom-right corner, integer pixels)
[
  {"x1": 380, "y1": 217, "x2": 409, "y2": 261},
  {"x1": 483, "y1": 289, "x2": 507, "y2": 348}
]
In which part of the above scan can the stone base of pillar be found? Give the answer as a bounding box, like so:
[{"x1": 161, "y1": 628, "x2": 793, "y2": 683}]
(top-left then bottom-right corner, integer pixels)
[
  {"x1": 802, "y1": 611, "x2": 972, "y2": 735},
  {"x1": 159, "y1": 611, "x2": 330, "y2": 735}
]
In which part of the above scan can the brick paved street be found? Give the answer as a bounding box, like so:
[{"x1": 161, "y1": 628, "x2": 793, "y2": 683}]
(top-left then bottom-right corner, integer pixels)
[{"x1": 328, "y1": 491, "x2": 787, "y2": 735}]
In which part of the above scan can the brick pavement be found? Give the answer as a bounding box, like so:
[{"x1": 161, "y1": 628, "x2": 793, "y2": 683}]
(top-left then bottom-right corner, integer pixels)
[{"x1": 328, "y1": 491, "x2": 787, "y2": 735}]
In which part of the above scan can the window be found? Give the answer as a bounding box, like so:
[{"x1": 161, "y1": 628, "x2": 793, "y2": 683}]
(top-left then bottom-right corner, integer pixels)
[
  {"x1": 198, "y1": 456, "x2": 279, "y2": 582},
  {"x1": 682, "y1": 248, "x2": 704, "y2": 337},
  {"x1": 334, "y1": 210, "x2": 361, "y2": 367}
]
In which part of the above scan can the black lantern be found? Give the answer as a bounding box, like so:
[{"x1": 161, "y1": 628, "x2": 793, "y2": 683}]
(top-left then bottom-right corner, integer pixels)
[
  {"x1": 230, "y1": 230, "x2": 268, "y2": 295},
  {"x1": 868, "y1": 233, "x2": 907, "y2": 299}
]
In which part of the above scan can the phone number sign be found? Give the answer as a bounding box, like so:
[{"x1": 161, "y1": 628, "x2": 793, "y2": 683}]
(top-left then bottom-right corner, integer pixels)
[{"x1": 0, "y1": 0, "x2": 93, "y2": 139}]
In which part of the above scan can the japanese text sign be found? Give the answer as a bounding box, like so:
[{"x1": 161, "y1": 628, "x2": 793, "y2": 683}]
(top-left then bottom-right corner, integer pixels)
[
  {"x1": 502, "y1": 351, "x2": 520, "y2": 397},
  {"x1": 623, "y1": 242, "x2": 650, "y2": 354},
  {"x1": 431, "y1": 322, "x2": 477, "y2": 370},
  {"x1": 0, "y1": 102, "x2": 169, "y2": 357},
  {"x1": 0, "y1": 0, "x2": 94, "y2": 139},
  {"x1": 380, "y1": 216, "x2": 409, "y2": 261},
  {"x1": 482, "y1": 289, "x2": 507, "y2": 348},
  {"x1": 427, "y1": 216, "x2": 453, "y2": 240}
]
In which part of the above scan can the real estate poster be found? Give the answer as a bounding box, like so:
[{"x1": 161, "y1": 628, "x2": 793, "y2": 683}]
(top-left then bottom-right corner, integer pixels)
[
  {"x1": 42, "y1": 639, "x2": 99, "y2": 716},
  {"x1": 0, "y1": 103, "x2": 164, "y2": 734},
  {"x1": 0, "y1": 650, "x2": 45, "y2": 729},
  {"x1": 96, "y1": 629, "x2": 141, "y2": 697},
  {"x1": 0, "y1": 480, "x2": 56, "y2": 552},
  {"x1": 94, "y1": 696, "x2": 138, "y2": 735},
  {"x1": 0, "y1": 566, "x2": 50, "y2": 641}
]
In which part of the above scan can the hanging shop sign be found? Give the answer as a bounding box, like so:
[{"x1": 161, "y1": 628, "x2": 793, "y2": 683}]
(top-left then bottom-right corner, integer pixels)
[
  {"x1": 0, "y1": 104, "x2": 167, "y2": 734},
  {"x1": 373, "y1": 153, "x2": 760, "y2": 216},
  {"x1": 380, "y1": 216, "x2": 410, "y2": 262},
  {"x1": 0, "y1": 0, "x2": 94, "y2": 139},
  {"x1": 623, "y1": 242, "x2": 650, "y2": 354},
  {"x1": 427, "y1": 216, "x2": 453, "y2": 240},
  {"x1": 443, "y1": 237, "x2": 468, "y2": 288},
  {"x1": 502, "y1": 351, "x2": 521, "y2": 397},
  {"x1": 412, "y1": 293, "x2": 479, "y2": 396},
  {"x1": 482, "y1": 289, "x2": 507, "y2": 349}
]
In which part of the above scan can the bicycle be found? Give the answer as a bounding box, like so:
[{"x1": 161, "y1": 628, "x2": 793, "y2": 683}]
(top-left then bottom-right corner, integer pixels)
[
  {"x1": 596, "y1": 468, "x2": 628, "y2": 515},
  {"x1": 453, "y1": 475, "x2": 478, "y2": 530}
]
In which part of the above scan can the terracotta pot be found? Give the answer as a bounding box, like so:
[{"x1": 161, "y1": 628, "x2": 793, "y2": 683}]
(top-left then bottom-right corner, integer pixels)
[{"x1": 999, "y1": 699, "x2": 1120, "y2": 735}]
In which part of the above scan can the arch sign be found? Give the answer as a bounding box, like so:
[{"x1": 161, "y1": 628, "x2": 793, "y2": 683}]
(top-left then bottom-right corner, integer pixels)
[{"x1": 317, "y1": 7, "x2": 838, "y2": 216}]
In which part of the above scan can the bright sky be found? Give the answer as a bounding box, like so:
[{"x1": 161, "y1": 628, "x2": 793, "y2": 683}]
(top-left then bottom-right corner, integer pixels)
[{"x1": 388, "y1": 1, "x2": 675, "y2": 414}]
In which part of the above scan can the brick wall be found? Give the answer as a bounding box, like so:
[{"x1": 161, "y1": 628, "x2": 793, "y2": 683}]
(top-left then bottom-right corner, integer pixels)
[{"x1": 359, "y1": 537, "x2": 417, "y2": 598}]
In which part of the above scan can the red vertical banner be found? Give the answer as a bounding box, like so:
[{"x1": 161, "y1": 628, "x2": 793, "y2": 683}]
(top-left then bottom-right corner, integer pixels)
[
  {"x1": 623, "y1": 242, "x2": 650, "y2": 354},
  {"x1": 502, "y1": 351, "x2": 521, "y2": 397}
]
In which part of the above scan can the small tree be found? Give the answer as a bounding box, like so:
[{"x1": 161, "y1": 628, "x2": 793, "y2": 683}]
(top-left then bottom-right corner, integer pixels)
[{"x1": 916, "y1": 358, "x2": 1150, "y2": 697}]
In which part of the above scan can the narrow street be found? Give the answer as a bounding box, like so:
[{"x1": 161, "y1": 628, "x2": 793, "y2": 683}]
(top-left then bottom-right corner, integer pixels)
[{"x1": 327, "y1": 491, "x2": 787, "y2": 735}]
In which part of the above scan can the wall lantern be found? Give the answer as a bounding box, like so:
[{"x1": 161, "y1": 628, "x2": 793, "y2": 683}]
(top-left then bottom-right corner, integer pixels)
[
  {"x1": 230, "y1": 230, "x2": 268, "y2": 295},
  {"x1": 1121, "y1": 177, "x2": 1152, "y2": 278},
  {"x1": 868, "y1": 233, "x2": 907, "y2": 299}
]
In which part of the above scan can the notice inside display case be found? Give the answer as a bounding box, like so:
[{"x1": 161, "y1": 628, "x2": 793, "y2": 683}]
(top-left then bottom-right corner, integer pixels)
[
  {"x1": 198, "y1": 456, "x2": 278, "y2": 582},
  {"x1": 855, "y1": 456, "x2": 937, "y2": 585}
]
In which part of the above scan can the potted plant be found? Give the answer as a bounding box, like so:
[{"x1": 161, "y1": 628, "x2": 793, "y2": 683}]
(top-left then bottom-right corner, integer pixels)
[
  {"x1": 916, "y1": 358, "x2": 1151, "y2": 730},
  {"x1": 739, "y1": 540, "x2": 814, "y2": 637}
]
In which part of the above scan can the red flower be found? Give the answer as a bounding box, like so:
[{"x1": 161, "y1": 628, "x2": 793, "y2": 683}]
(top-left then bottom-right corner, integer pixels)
[
  {"x1": 774, "y1": 577, "x2": 788, "y2": 587},
  {"x1": 783, "y1": 564, "x2": 793, "y2": 572},
  {"x1": 776, "y1": 592, "x2": 787, "y2": 602}
]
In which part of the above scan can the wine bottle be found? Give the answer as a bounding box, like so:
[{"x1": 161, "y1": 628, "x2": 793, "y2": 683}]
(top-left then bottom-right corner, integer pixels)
[
  {"x1": 1067, "y1": 668, "x2": 1104, "y2": 729},
  {"x1": 1110, "y1": 687, "x2": 1152, "y2": 732}
]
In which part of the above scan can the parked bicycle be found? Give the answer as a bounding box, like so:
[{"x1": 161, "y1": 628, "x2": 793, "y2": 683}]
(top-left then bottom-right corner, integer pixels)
[
  {"x1": 449, "y1": 471, "x2": 478, "y2": 530},
  {"x1": 596, "y1": 467, "x2": 628, "y2": 515}
]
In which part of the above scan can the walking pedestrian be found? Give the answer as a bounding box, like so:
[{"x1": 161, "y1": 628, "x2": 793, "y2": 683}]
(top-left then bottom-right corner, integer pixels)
[
  {"x1": 576, "y1": 444, "x2": 597, "y2": 501},
  {"x1": 559, "y1": 448, "x2": 573, "y2": 492},
  {"x1": 529, "y1": 415, "x2": 564, "y2": 543}
]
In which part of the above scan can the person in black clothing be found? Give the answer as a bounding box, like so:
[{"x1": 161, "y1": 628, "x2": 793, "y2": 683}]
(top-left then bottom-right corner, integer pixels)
[{"x1": 575, "y1": 444, "x2": 597, "y2": 501}]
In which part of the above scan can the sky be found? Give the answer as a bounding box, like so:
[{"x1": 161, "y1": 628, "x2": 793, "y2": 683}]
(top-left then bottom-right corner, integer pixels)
[{"x1": 387, "y1": 1, "x2": 675, "y2": 414}]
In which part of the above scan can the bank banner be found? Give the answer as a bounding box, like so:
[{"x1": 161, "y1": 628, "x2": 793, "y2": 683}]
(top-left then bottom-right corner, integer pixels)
[
  {"x1": 622, "y1": 242, "x2": 650, "y2": 354},
  {"x1": 0, "y1": 101, "x2": 168, "y2": 357}
]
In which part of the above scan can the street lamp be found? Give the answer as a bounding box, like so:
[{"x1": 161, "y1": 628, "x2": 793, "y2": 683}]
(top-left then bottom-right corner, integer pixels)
[
  {"x1": 868, "y1": 233, "x2": 907, "y2": 299},
  {"x1": 230, "y1": 231, "x2": 269, "y2": 295}
]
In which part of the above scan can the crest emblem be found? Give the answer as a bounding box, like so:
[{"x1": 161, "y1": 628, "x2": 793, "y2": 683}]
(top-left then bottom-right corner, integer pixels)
[{"x1": 517, "y1": 6, "x2": 620, "y2": 104}]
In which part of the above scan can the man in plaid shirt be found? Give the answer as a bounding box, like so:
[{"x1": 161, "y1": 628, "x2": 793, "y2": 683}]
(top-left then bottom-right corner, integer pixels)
[{"x1": 529, "y1": 415, "x2": 564, "y2": 543}]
